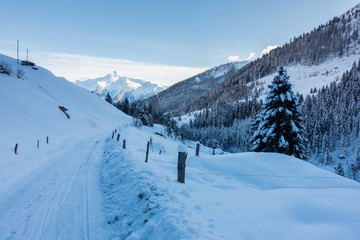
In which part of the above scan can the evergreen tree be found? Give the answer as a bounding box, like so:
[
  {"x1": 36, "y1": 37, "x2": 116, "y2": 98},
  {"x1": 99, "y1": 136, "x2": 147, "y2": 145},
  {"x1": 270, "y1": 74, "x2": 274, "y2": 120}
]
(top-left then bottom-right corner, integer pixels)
[
  {"x1": 322, "y1": 148, "x2": 333, "y2": 166},
  {"x1": 338, "y1": 135, "x2": 348, "y2": 159},
  {"x1": 250, "y1": 66, "x2": 307, "y2": 159},
  {"x1": 123, "y1": 97, "x2": 130, "y2": 114},
  {"x1": 105, "y1": 92, "x2": 113, "y2": 104},
  {"x1": 351, "y1": 141, "x2": 360, "y2": 180},
  {"x1": 334, "y1": 163, "x2": 345, "y2": 177}
]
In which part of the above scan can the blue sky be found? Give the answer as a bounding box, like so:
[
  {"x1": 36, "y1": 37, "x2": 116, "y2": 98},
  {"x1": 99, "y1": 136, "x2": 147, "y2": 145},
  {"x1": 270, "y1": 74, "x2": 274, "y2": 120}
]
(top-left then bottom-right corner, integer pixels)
[{"x1": 1, "y1": 0, "x2": 358, "y2": 85}]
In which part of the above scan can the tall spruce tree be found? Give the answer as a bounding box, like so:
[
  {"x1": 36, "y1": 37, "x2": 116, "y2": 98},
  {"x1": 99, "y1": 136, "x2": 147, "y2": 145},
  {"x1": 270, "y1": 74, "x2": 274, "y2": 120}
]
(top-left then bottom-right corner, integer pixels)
[
  {"x1": 105, "y1": 92, "x2": 113, "y2": 104},
  {"x1": 250, "y1": 66, "x2": 307, "y2": 159}
]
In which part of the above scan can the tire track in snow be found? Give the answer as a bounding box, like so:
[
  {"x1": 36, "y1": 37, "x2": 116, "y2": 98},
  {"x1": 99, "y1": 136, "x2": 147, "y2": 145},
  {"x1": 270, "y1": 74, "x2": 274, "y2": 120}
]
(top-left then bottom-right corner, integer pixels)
[{"x1": 0, "y1": 137, "x2": 105, "y2": 240}]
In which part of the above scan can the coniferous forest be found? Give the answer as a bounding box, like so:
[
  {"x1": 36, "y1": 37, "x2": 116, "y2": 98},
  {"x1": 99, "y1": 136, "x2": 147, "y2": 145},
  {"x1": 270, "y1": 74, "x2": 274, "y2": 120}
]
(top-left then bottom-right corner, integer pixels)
[{"x1": 116, "y1": 59, "x2": 360, "y2": 181}]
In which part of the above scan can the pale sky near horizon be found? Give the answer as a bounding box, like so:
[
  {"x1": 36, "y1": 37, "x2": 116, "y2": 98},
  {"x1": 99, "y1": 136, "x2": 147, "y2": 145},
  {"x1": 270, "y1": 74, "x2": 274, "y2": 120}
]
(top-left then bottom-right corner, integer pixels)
[{"x1": 1, "y1": 0, "x2": 359, "y2": 86}]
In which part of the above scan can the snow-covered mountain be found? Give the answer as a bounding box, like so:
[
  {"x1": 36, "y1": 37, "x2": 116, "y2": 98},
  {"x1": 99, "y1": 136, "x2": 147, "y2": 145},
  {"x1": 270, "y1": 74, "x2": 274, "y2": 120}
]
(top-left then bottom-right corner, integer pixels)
[
  {"x1": 75, "y1": 71, "x2": 165, "y2": 102},
  {"x1": 145, "y1": 3, "x2": 360, "y2": 115},
  {"x1": 143, "y1": 61, "x2": 247, "y2": 115}
]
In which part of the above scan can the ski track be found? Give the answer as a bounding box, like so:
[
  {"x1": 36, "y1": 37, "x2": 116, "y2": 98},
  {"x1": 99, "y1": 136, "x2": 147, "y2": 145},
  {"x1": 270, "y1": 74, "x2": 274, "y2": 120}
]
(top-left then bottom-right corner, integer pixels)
[{"x1": 0, "y1": 137, "x2": 105, "y2": 240}]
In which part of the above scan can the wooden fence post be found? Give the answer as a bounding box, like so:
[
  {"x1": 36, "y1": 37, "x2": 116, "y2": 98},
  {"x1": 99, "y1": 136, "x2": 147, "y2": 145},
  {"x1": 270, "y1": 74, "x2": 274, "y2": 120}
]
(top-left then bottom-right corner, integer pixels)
[
  {"x1": 117, "y1": 134, "x2": 120, "y2": 141},
  {"x1": 14, "y1": 143, "x2": 18, "y2": 155},
  {"x1": 213, "y1": 148, "x2": 215, "y2": 155},
  {"x1": 177, "y1": 145, "x2": 188, "y2": 183},
  {"x1": 112, "y1": 131, "x2": 114, "y2": 139},
  {"x1": 37, "y1": 140, "x2": 40, "y2": 148},
  {"x1": 115, "y1": 129, "x2": 117, "y2": 133},
  {"x1": 123, "y1": 139, "x2": 126, "y2": 149},
  {"x1": 177, "y1": 153, "x2": 188, "y2": 183},
  {"x1": 196, "y1": 143, "x2": 200, "y2": 156},
  {"x1": 145, "y1": 141, "x2": 150, "y2": 163},
  {"x1": 46, "y1": 136, "x2": 49, "y2": 144}
]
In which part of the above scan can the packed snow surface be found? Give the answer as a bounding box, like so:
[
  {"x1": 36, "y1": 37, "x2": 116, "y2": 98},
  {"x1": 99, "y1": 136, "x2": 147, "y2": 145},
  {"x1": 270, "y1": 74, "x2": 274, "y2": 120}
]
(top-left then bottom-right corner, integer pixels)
[
  {"x1": 1, "y1": 53, "x2": 360, "y2": 239},
  {"x1": 100, "y1": 126, "x2": 360, "y2": 239}
]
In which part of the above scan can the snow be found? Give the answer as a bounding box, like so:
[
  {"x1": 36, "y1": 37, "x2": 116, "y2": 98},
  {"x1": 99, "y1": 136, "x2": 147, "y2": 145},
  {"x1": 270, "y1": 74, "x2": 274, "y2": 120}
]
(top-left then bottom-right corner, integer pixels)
[
  {"x1": 1, "y1": 53, "x2": 360, "y2": 239},
  {"x1": 101, "y1": 126, "x2": 360, "y2": 239},
  {"x1": 75, "y1": 71, "x2": 165, "y2": 102},
  {"x1": 250, "y1": 53, "x2": 360, "y2": 101},
  {"x1": 175, "y1": 109, "x2": 203, "y2": 126},
  {"x1": 0, "y1": 53, "x2": 132, "y2": 195},
  {"x1": 177, "y1": 144, "x2": 187, "y2": 153}
]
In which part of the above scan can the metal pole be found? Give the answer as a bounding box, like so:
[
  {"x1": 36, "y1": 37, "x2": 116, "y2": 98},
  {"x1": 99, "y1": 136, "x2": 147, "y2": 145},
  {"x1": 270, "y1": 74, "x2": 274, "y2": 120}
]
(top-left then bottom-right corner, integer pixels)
[{"x1": 17, "y1": 40, "x2": 19, "y2": 63}]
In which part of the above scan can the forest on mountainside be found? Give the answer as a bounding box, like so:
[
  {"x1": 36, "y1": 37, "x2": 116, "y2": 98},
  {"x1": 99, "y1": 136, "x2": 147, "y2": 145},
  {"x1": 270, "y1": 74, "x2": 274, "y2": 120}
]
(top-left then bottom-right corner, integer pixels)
[
  {"x1": 180, "y1": 60, "x2": 360, "y2": 181},
  {"x1": 143, "y1": 4, "x2": 360, "y2": 115}
]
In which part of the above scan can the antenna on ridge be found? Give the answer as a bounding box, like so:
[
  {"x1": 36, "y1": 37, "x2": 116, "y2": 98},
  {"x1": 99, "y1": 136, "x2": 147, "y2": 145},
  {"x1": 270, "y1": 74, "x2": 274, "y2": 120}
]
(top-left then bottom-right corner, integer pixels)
[{"x1": 17, "y1": 40, "x2": 19, "y2": 63}]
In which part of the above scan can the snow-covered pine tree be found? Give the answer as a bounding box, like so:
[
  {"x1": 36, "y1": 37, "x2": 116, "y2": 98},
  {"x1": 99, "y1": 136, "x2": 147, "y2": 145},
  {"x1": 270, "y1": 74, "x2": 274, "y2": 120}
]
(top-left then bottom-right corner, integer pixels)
[
  {"x1": 338, "y1": 134, "x2": 348, "y2": 159},
  {"x1": 123, "y1": 97, "x2": 130, "y2": 114},
  {"x1": 323, "y1": 148, "x2": 333, "y2": 166},
  {"x1": 250, "y1": 66, "x2": 307, "y2": 159},
  {"x1": 105, "y1": 92, "x2": 113, "y2": 104},
  {"x1": 334, "y1": 163, "x2": 345, "y2": 177}
]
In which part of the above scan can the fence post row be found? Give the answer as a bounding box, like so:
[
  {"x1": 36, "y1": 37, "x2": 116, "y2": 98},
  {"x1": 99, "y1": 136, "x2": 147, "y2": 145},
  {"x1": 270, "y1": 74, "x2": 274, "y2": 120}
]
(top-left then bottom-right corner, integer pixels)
[{"x1": 145, "y1": 141, "x2": 150, "y2": 163}]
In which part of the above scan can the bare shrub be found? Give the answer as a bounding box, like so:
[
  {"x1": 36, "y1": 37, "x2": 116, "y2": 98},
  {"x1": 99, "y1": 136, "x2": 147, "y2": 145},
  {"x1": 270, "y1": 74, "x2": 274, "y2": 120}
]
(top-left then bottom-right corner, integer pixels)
[{"x1": 0, "y1": 61, "x2": 12, "y2": 75}]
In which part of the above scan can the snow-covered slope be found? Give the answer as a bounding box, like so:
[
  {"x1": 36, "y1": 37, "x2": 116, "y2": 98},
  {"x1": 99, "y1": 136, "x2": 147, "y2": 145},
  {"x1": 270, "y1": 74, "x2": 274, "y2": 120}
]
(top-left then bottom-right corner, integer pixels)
[
  {"x1": 75, "y1": 71, "x2": 165, "y2": 102},
  {"x1": 250, "y1": 53, "x2": 360, "y2": 101},
  {"x1": 100, "y1": 125, "x2": 360, "y2": 239},
  {"x1": 0, "y1": 54, "x2": 132, "y2": 193}
]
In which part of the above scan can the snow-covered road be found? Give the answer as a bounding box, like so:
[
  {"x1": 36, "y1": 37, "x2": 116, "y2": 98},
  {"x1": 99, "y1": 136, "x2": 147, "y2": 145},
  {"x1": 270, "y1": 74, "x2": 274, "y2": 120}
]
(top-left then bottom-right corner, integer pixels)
[{"x1": 0, "y1": 135, "x2": 109, "y2": 240}]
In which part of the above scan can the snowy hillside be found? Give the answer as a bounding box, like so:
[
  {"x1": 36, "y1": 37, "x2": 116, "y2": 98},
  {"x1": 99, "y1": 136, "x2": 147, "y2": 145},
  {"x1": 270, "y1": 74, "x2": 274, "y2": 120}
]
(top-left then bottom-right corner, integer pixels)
[
  {"x1": 250, "y1": 53, "x2": 360, "y2": 101},
  {"x1": 75, "y1": 71, "x2": 165, "y2": 102},
  {"x1": 193, "y1": 61, "x2": 247, "y2": 83},
  {"x1": 142, "y1": 61, "x2": 247, "y2": 115},
  {"x1": 0, "y1": 54, "x2": 132, "y2": 193}
]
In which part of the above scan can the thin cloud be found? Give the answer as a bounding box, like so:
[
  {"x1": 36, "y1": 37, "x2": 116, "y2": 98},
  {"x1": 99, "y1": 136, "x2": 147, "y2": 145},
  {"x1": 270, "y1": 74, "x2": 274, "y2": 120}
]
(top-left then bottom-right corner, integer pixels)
[
  {"x1": 227, "y1": 52, "x2": 256, "y2": 62},
  {"x1": 227, "y1": 56, "x2": 241, "y2": 62},
  {"x1": 261, "y1": 45, "x2": 279, "y2": 56},
  {"x1": 7, "y1": 51, "x2": 207, "y2": 87}
]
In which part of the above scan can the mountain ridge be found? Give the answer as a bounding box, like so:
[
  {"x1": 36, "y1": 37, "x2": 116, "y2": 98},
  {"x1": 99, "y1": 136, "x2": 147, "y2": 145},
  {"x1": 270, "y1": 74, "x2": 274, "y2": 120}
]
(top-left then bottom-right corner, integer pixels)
[
  {"x1": 142, "y1": 61, "x2": 247, "y2": 115},
  {"x1": 75, "y1": 71, "x2": 165, "y2": 102},
  {"x1": 143, "y1": 3, "x2": 360, "y2": 115}
]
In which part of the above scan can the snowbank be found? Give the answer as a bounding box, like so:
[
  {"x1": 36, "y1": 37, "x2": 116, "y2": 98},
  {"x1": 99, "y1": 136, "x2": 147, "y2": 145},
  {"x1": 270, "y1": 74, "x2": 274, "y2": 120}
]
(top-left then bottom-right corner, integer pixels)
[{"x1": 101, "y1": 126, "x2": 360, "y2": 239}]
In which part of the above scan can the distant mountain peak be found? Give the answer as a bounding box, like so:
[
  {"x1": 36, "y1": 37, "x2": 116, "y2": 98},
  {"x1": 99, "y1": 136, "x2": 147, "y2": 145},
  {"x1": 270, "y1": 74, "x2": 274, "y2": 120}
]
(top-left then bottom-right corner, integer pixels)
[
  {"x1": 75, "y1": 72, "x2": 165, "y2": 102},
  {"x1": 109, "y1": 71, "x2": 119, "y2": 81}
]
